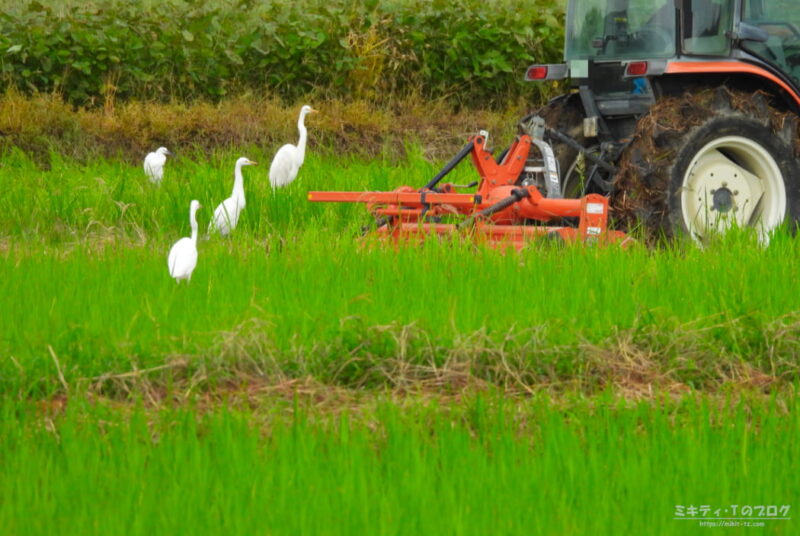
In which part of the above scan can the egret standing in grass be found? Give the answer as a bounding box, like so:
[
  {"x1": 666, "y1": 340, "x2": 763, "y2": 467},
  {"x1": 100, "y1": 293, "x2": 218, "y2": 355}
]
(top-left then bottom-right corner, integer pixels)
[
  {"x1": 168, "y1": 200, "x2": 202, "y2": 282},
  {"x1": 269, "y1": 105, "x2": 317, "y2": 189},
  {"x1": 144, "y1": 147, "x2": 172, "y2": 185},
  {"x1": 209, "y1": 157, "x2": 258, "y2": 236}
]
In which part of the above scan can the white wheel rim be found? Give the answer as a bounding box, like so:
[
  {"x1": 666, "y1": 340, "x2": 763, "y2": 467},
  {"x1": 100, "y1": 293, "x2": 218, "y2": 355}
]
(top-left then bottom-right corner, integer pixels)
[{"x1": 681, "y1": 136, "x2": 786, "y2": 241}]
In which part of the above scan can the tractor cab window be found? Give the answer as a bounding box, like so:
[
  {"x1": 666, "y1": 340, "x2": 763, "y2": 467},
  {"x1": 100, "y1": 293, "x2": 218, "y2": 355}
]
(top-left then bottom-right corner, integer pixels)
[
  {"x1": 741, "y1": 0, "x2": 800, "y2": 87},
  {"x1": 565, "y1": 0, "x2": 677, "y2": 60},
  {"x1": 682, "y1": 0, "x2": 733, "y2": 55}
]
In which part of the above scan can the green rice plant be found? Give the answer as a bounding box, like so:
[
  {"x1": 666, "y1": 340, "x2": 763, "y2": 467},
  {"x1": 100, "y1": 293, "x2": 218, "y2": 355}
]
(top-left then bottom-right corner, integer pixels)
[
  {"x1": 2, "y1": 173, "x2": 800, "y2": 395},
  {"x1": 3, "y1": 150, "x2": 800, "y2": 396},
  {"x1": 1, "y1": 140, "x2": 796, "y2": 535},
  {"x1": 0, "y1": 394, "x2": 796, "y2": 535},
  {"x1": 0, "y1": 144, "x2": 478, "y2": 242}
]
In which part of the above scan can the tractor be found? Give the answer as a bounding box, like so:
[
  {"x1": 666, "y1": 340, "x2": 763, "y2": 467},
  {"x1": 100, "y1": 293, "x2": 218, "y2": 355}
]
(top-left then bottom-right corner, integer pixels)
[{"x1": 310, "y1": 0, "x2": 800, "y2": 246}]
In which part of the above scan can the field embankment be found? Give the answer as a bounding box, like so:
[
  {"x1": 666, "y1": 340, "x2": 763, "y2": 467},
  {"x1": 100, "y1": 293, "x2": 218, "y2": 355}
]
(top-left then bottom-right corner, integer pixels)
[{"x1": 0, "y1": 90, "x2": 530, "y2": 164}]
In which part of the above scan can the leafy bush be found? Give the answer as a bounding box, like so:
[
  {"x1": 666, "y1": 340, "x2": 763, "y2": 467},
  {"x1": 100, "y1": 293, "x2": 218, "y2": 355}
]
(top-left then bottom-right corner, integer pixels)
[{"x1": 0, "y1": 0, "x2": 565, "y2": 106}]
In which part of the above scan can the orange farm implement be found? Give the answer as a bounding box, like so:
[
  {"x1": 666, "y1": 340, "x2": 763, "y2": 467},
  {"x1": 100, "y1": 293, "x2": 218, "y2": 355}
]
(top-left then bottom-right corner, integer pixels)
[{"x1": 308, "y1": 118, "x2": 629, "y2": 249}]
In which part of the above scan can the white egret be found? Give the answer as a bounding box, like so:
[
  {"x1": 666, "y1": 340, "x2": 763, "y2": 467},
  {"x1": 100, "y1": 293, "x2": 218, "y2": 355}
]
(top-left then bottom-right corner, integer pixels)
[
  {"x1": 209, "y1": 157, "x2": 258, "y2": 236},
  {"x1": 168, "y1": 200, "x2": 202, "y2": 283},
  {"x1": 269, "y1": 105, "x2": 317, "y2": 189},
  {"x1": 144, "y1": 147, "x2": 172, "y2": 185}
]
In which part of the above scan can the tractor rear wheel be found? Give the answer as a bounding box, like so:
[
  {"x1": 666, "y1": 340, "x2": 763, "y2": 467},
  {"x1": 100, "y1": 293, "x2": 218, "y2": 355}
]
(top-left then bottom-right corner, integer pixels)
[{"x1": 613, "y1": 88, "x2": 800, "y2": 242}]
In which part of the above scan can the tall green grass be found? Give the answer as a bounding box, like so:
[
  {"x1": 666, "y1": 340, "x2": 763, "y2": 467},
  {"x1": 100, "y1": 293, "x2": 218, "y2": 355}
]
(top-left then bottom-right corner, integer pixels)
[
  {"x1": 2, "y1": 150, "x2": 800, "y2": 395},
  {"x1": 1, "y1": 123, "x2": 795, "y2": 536},
  {"x1": 0, "y1": 144, "x2": 475, "y2": 241},
  {"x1": 1, "y1": 395, "x2": 796, "y2": 535}
]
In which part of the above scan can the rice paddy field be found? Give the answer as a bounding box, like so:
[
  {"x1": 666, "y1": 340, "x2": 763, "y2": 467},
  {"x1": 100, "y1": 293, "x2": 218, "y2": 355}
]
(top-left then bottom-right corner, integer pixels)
[{"x1": 2, "y1": 144, "x2": 799, "y2": 534}]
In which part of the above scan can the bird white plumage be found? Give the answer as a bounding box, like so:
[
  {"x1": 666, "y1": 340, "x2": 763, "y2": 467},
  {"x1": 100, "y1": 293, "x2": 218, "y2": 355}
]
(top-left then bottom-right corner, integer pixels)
[
  {"x1": 269, "y1": 105, "x2": 317, "y2": 189},
  {"x1": 168, "y1": 200, "x2": 202, "y2": 282},
  {"x1": 209, "y1": 157, "x2": 258, "y2": 236},
  {"x1": 144, "y1": 147, "x2": 172, "y2": 185}
]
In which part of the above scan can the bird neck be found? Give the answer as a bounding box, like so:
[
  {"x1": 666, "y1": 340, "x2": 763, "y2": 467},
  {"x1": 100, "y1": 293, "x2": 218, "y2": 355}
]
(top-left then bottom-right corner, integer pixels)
[
  {"x1": 297, "y1": 115, "x2": 308, "y2": 161},
  {"x1": 190, "y1": 209, "x2": 199, "y2": 244},
  {"x1": 232, "y1": 163, "x2": 246, "y2": 200}
]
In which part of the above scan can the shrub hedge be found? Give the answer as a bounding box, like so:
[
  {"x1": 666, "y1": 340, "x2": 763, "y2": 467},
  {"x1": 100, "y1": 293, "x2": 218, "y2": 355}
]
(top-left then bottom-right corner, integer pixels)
[{"x1": 0, "y1": 0, "x2": 565, "y2": 107}]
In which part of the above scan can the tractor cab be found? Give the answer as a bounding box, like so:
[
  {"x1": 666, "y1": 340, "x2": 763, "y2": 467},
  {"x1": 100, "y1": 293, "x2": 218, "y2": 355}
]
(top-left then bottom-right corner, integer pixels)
[
  {"x1": 549, "y1": 0, "x2": 800, "y2": 111},
  {"x1": 526, "y1": 0, "x2": 800, "y2": 142}
]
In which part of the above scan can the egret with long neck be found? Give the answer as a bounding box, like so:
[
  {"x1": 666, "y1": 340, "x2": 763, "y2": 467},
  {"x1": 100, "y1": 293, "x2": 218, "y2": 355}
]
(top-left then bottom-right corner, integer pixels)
[
  {"x1": 168, "y1": 200, "x2": 202, "y2": 282},
  {"x1": 209, "y1": 157, "x2": 258, "y2": 236},
  {"x1": 269, "y1": 105, "x2": 317, "y2": 189}
]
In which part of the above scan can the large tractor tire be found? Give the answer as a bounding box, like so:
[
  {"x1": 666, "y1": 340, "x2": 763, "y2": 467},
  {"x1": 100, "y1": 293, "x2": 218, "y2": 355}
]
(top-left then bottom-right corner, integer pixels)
[{"x1": 613, "y1": 87, "x2": 800, "y2": 242}]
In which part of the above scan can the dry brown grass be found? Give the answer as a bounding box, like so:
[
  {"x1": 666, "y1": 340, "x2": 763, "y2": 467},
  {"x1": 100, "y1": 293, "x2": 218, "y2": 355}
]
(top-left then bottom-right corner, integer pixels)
[
  {"x1": 31, "y1": 313, "x2": 795, "y2": 412},
  {"x1": 0, "y1": 89, "x2": 528, "y2": 165}
]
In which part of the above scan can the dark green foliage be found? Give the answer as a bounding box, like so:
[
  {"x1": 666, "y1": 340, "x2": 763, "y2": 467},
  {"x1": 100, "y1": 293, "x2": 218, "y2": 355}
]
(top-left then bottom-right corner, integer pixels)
[{"x1": 0, "y1": 0, "x2": 565, "y2": 106}]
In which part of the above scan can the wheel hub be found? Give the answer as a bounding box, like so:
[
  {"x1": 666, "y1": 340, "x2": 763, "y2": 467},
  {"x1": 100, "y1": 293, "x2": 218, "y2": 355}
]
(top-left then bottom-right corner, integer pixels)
[{"x1": 711, "y1": 187, "x2": 734, "y2": 213}]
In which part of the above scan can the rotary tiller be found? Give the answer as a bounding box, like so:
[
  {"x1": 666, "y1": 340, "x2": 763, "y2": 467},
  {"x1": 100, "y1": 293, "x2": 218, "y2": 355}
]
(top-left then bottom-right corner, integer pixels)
[{"x1": 308, "y1": 117, "x2": 630, "y2": 250}]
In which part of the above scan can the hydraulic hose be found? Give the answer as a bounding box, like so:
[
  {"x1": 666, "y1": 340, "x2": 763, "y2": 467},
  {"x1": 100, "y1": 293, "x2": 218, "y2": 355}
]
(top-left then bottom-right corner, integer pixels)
[{"x1": 544, "y1": 128, "x2": 617, "y2": 174}]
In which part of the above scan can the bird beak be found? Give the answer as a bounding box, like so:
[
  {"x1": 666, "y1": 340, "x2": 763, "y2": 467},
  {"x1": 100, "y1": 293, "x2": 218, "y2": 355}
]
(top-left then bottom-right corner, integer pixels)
[
  {"x1": 249, "y1": 160, "x2": 258, "y2": 166},
  {"x1": 310, "y1": 108, "x2": 319, "y2": 114},
  {"x1": 198, "y1": 204, "x2": 203, "y2": 209},
  {"x1": 166, "y1": 150, "x2": 174, "y2": 156}
]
